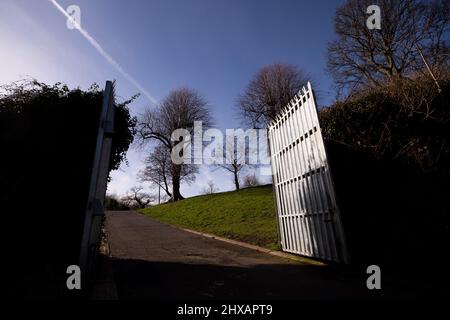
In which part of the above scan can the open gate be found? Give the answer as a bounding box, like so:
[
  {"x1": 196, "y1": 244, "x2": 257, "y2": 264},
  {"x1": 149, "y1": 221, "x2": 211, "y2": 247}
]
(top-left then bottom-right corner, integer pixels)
[
  {"x1": 268, "y1": 82, "x2": 349, "y2": 263},
  {"x1": 79, "y1": 80, "x2": 116, "y2": 276}
]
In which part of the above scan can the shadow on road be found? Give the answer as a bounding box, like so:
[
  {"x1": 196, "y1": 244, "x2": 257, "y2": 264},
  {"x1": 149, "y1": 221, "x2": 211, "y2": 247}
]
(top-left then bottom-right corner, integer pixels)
[{"x1": 109, "y1": 258, "x2": 422, "y2": 300}]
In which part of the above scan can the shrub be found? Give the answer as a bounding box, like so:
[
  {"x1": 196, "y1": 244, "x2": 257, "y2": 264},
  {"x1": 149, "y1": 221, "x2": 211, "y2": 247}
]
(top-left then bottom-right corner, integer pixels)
[
  {"x1": 319, "y1": 75, "x2": 450, "y2": 175},
  {"x1": 0, "y1": 79, "x2": 136, "y2": 297},
  {"x1": 318, "y1": 75, "x2": 450, "y2": 266}
]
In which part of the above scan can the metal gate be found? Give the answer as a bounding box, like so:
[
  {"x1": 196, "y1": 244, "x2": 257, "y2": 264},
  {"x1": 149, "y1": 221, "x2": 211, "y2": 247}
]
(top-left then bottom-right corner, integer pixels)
[
  {"x1": 268, "y1": 82, "x2": 349, "y2": 263},
  {"x1": 79, "y1": 80, "x2": 116, "y2": 275}
]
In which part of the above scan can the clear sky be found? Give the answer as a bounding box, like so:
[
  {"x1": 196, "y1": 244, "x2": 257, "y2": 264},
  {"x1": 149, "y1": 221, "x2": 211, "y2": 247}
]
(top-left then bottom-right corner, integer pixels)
[{"x1": 0, "y1": 0, "x2": 343, "y2": 198}]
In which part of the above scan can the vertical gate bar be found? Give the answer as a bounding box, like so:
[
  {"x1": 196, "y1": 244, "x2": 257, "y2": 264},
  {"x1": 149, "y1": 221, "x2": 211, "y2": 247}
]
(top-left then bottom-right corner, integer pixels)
[
  {"x1": 290, "y1": 101, "x2": 305, "y2": 255},
  {"x1": 273, "y1": 127, "x2": 286, "y2": 250},
  {"x1": 285, "y1": 119, "x2": 297, "y2": 253},
  {"x1": 308, "y1": 83, "x2": 346, "y2": 261},
  {"x1": 276, "y1": 123, "x2": 289, "y2": 250},
  {"x1": 304, "y1": 87, "x2": 338, "y2": 261},
  {"x1": 298, "y1": 93, "x2": 325, "y2": 258},
  {"x1": 295, "y1": 93, "x2": 320, "y2": 257},
  {"x1": 268, "y1": 128, "x2": 283, "y2": 250},
  {"x1": 296, "y1": 181, "x2": 307, "y2": 255},
  {"x1": 285, "y1": 116, "x2": 297, "y2": 253},
  {"x1": 308, "y1": 83, "x2": 350, "y2": 263},
  {"x1": 280, "y1": 117, "x2": 294, "y2": 251},
  {"x1": 294, "y1": 95, "x2": 311, "y2": 255},
  {"x1": 293, "y1": 99, "x2": 313, "y2": 256},
  {"x1": 283, "y1": 116, "x2": 295, "y2": 252},
  {"x1": 303, "y1": 88, "x2": 332, "y2": 260},
  {"x1": 305, "y1": 90, "x2": 332, "y2": 260},
  {"x1": 289, "y1": 104, "x2": 303, "y2": 255}
]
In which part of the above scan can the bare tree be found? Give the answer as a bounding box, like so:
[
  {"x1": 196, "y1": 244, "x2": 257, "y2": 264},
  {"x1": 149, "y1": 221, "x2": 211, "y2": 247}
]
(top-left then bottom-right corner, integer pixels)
[
  {"x1": 137, "y1": 88, "x2": 213, "y2": 201},
  {"x1": 203, "y1": 180, "x2": 219, "y2": 195},
  {"x1": 121, "y1": 186, "x2": 154, "y2": 209},
  {"x1": 327, "y1": 0, "x2": 450, "y2": 94},
  {"x1": 139, "y1": 144, "x2": 172, "y2": 198},
  {"x1": 139, "y1": 143, "x2": 197, "y2": 199},
  {"x1": 215, "y1": 135, "x2": 247, "y2": 191},
  {"x1": 237, "y1": 63, "x2": 309, "y2": 128},
  {"x1": 243, "y1": 173, "x2": 259, "y2": 188}
]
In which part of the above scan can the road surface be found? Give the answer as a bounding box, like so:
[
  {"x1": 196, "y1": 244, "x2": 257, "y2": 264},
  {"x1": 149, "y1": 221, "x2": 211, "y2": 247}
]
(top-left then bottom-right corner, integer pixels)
[{"x1": 105, "y1": 211, "x2": 420, "y2": 300}]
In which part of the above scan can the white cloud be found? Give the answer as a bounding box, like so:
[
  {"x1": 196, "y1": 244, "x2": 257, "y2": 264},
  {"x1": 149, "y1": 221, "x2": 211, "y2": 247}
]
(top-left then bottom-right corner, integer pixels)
[{"x1": 107, "y1": 148, "x2": 147, "y2": 196}]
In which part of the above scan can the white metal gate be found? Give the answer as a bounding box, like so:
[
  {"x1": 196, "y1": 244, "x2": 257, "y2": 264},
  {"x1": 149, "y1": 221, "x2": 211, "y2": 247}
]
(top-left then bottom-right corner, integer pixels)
[
  {"x1": 268, "y1": 82, "x2": 349, "y2": 263},
  {"x1": 79, "y1": 80, "x2": 116, "y2": 274}
]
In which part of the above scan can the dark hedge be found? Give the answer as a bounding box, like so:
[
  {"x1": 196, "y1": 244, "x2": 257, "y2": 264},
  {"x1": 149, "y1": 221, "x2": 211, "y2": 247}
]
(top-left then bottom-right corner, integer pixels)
[
  {"x1": 319, "y1": 77, "x2": 449, "y2": 271},
  {"x1": 0, "y1": 80, "x2": 136, "y2": 298}
]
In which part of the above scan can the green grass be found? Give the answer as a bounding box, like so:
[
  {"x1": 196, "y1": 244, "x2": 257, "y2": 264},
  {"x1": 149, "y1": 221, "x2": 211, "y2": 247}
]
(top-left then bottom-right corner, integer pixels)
[{"x1": 140, "y1": 185, "x2": 280, "y2": 250}]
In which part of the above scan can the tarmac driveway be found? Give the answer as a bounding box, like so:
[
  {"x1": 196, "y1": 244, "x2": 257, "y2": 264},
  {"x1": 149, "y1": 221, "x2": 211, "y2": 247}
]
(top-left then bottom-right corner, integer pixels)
[{"x1": 105, "y1": 211, "x2": 421, "y2": 300}]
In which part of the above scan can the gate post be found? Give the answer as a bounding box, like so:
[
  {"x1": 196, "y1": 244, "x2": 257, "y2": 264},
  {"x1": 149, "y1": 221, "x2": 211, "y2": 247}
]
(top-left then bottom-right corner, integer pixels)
[{"x1": 79, "y1": 81, "x2": 116, "y2": 284}]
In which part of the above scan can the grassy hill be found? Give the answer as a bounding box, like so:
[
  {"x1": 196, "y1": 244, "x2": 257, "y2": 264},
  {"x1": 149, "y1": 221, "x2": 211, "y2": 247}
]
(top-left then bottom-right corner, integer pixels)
[{"x1": 140, "y1": 185, "x2": 279, "y2": 250}]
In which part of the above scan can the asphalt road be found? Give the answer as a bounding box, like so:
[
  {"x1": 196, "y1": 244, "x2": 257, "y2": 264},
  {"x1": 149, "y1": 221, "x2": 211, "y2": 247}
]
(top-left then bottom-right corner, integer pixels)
[{"x1": 105, "y1": 211, "x2": 421, "y2": 300}]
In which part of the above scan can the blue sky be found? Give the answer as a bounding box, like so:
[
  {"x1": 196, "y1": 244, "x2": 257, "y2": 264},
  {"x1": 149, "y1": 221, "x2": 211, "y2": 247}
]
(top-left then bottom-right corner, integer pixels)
[{"x1": 0, "y1": 0, "x2": 343, "y2": 197}]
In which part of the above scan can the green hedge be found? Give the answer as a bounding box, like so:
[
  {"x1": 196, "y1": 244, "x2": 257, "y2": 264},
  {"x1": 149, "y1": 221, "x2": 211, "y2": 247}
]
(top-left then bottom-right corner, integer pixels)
[
  {"x1": 0, "y1": 80, "x2": 136, "y2": 298},
  {"x1": 320, "y1": 76, "x2": 450, "y2": 175},
  {"x1": 318, "y1": 76, "x2": 450, "y2": 266}
]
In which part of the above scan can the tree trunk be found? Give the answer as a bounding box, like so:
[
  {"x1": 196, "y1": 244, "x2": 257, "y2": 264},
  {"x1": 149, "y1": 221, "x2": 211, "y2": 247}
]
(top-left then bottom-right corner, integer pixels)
[
  {"x1": 162, "y1": 176, "x2": 172, "y2": 198},
  {"x1": 171, "y1": 165, "x2": 184, "y2": 202},
  {"x1": 234, "y1": 170, "x2": 240, "y2": 191}
]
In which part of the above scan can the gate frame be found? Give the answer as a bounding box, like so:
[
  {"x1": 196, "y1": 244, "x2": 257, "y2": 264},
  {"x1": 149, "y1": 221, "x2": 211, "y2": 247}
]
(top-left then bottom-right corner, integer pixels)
[
  {"x1": 268, "y1": 82, "x2": 350, "y2": 264},
  {"x1": 79, "y1": 80, "x2": 116, "y2": 278}
]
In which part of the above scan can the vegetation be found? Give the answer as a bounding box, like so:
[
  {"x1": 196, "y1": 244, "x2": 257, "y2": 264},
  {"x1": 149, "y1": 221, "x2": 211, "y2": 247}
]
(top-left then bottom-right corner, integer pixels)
[
  {"x1": 320, "y1": 3, "x2": 449, "y2": 265},
  {"x1": 139, "y1": 143, "x2": 197, "y2": 199},
  {"x1": 327, "y1": 0, "x2": 449, "y2": 94},
  {"x1": 320, "y1": 75, "x2": 450, "y2": 175},
  {"x1": 243, "y1": 173, "x2": 259, "y2": 188},
  {"x1": 121, "y1": 186, "x2": 155, "y2": 209},
  {"x1": 0, "y1": 79, "x2": 137, "y2": 297},
  {"x1": 237, "y1": 63, "x2": 309, "y2": 128},
  {"x1": 140, "y1": 185, "x2": 279, "y2": 250},
  {"x1": 215, "y1": 134, "x2": 247, "y2": 191},
  {"x1": 105, "y1": 195, "x2": 131, "y2": 211},
  {"x1": 202, "y1": 180, "x2": 220, "y2": 195},
  {"x1": 318, "y1": 74, "x2": 450, "y2": 264},
  {"x1": 0, "y1": 79, "x2": 136, "y2": 173},
  {"x1": 136, "y1": 88, "x2": 213, "y2": 201}
]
